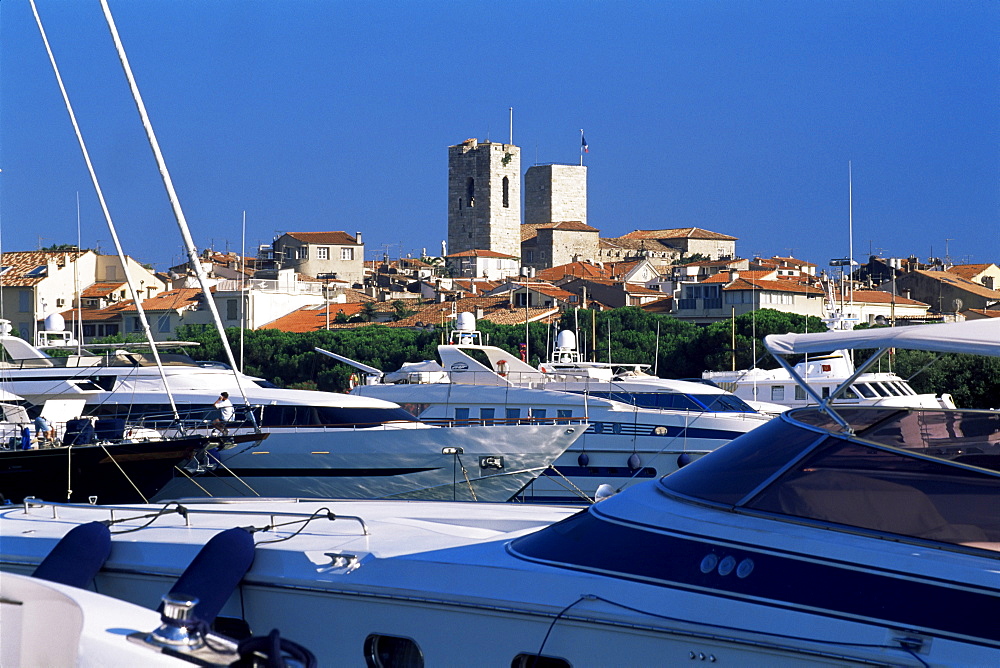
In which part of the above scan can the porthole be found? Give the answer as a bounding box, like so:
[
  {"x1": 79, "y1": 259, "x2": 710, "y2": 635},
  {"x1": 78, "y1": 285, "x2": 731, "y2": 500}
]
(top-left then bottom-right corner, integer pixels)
[
  {"x1": 511, "y1": 654, "x2": 571, "y2": 668},
  {"x1": 364, "y1": 634, "x2": 424, "y2": 668}
]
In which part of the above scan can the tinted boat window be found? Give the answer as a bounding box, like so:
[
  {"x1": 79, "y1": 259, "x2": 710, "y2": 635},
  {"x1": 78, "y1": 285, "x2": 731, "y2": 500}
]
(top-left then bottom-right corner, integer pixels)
[
  {"x1": 747, "y1": 436, "x2": 1000, "y2": 547},
  {"x1": 259, "y1": 405, "x2": 415, "y2": 427},
  {"x1": 660, "y1": 416, "x2": 825, "y2": 505}
]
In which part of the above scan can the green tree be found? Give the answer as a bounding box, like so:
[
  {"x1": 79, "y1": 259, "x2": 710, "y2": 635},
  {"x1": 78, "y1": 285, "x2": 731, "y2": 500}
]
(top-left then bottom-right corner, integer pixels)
[
  {"x1": 391, "y1": 300, "x2": 415, "y2": 321},
  {"x1": 358, "y1": 302, "x2": 378, "y2": 323}
]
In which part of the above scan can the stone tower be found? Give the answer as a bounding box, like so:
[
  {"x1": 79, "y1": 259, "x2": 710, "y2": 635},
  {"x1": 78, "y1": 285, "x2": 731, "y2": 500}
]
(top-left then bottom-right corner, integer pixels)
[
  {"x1": 448, "y1": 139, "x2": 521, "y2": 258},
  {"x1": 524, "y1": 164, "x2": 587, "y2": 226}
]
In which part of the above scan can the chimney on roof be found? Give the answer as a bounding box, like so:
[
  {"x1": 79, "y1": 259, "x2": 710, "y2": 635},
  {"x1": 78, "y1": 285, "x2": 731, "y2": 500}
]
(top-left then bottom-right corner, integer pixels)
[
  {"x1": 356, "y1": 231, "x2": 362, "y2": 245},
  {"x1": 729, "y1": 270, "x2": 739, "y2": 282}
]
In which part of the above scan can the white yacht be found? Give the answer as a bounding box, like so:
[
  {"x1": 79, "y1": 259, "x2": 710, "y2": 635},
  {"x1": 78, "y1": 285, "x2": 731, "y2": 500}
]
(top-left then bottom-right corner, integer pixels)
[
  {"x1": 704, "y1": 348, "x2": 955, "y2": 415},
  {"x1": 3, "y1": 320, "x2": 998, "y2": 666},
  {"x1": 343, "y1": 315, "x2": 770, "y2": 502},
  {"x1": 0, "y1": 321, "x2": 583, "y2": 502}
]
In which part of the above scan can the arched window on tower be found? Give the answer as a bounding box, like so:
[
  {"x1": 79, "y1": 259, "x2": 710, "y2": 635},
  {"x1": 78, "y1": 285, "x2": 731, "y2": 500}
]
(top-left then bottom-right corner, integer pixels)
[
  {"x1": 466, "y1": 177, "x2": 475, "y2": 207},
  {"x1": 502, "y1": 176, "x2": 510, "y2": 208}
]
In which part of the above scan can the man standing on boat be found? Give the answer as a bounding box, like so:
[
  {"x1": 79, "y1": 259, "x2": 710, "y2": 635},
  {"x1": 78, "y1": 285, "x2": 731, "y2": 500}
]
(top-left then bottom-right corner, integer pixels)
[{"x1": 212, "y1": 392, "x2": 234, "y2": 436}]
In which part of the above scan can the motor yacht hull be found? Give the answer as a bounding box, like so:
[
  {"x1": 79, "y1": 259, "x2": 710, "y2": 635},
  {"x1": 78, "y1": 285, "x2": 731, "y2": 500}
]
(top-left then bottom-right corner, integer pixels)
[
  {"x1": 1, "y1": 494, "x2": 995, "y2": 667},
  {"x1": 153, "y1": 422, "x2": 583, "y2": 502},
  {"x1": 354, "y1": 383, "x2": 767, "y2": 502}
]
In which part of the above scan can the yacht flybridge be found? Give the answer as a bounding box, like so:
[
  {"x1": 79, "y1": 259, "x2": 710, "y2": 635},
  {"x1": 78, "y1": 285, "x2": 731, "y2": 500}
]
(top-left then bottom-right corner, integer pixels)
[
  {"x1": 2, "y1": 318, "x2": 998, "y2": 666},
  {"x1": 703, "y1": 348, "x2": 955, "y2": 414},
  {"x1": 337, "y1": 314, "x2": 770, "y2": 502},
  {"x1": 0, "y1": 321, "x2": 583, "y2": 502}
]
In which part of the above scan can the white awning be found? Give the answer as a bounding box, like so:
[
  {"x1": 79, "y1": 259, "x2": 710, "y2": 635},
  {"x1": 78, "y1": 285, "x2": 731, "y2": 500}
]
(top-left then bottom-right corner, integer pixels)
[{"x1": 764, "y1": 319, "x2": 1000, "y2": 358}]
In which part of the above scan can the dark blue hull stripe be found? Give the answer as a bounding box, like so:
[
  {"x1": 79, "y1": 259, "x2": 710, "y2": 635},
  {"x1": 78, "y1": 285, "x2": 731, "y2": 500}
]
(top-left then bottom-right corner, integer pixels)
[
  {"x1": 509, "y1": 511, "x2": 1000, "y2": 646},
  {"x1": 586, "y1": 423, "x2": 745, "y2": 440}
]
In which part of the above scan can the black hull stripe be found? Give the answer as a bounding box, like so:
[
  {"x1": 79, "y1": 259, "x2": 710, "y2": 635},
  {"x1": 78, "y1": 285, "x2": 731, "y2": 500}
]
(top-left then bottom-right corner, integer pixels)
[{"x1": 510, "y1": 512, "x2": 1000, "y2": 646}]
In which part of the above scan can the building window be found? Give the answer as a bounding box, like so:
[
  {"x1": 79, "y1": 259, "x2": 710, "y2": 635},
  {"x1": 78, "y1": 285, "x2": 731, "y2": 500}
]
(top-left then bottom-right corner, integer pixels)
[
  {"x1": 227, "y1": 299, "x2": 238, "y2": 320},
  {"x1": 18, "y1": 290, "x2": 31, "y2": 313},
  {"x1": 298, "y1": 246, "x2": 308, "y2": 260},
  {"x1": 525, "y1": 250, "x2": 535, "y2": 263},
  {"x1": 341, "y1": 247, "x2": 354, "y2": 261},
  {"x1": 317, "y1": 247, "x2": 329, "y2": 260},
  {"x1": 466, "y1": 177, "x2": 475, "y2": 207},
  {"x1": 83, "y1": 324, "x2": 95, "y2": 337},
  {"x1": 132, "y1": 317, "x2": 142, "y2": 332},
  {"x1": 502, "y1": 176, "x2": 509, "y2": 208},
  {"x1": 157, "y1": 315, "x2": 170, "y2": 333}
]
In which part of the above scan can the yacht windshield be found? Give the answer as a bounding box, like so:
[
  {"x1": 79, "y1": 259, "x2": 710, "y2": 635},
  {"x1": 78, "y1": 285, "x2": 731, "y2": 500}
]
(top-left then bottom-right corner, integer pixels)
[{"x1": 661, "y1": 407, "x2": 1000, "y2": 550}]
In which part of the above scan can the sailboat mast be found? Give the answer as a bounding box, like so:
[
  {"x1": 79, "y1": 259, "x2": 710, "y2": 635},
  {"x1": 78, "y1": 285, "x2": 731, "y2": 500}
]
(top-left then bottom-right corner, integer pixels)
[
  {"x1": 100, "y1": 0, "x2": 250, "y2": 407},
  {"x1": 29, "y1": 0, "x2": 182, "y2": 423}
]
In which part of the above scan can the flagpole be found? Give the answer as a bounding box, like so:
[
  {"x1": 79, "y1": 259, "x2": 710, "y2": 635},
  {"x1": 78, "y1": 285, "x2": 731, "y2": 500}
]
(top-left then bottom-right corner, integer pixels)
[{"x1": 580, "y1": 129, "x2": 584, "y2": 166}]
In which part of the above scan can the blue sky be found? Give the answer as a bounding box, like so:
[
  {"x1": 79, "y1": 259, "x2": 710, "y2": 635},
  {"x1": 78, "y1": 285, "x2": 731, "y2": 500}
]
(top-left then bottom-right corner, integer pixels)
[{"x1": 2, "y1": 1, "x2": 997, "y2": 272}]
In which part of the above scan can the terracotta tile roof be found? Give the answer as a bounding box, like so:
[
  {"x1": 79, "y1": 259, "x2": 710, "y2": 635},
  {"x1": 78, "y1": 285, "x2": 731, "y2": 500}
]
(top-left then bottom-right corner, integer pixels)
[
  {"x1": 535, "y1": 262, "x2": 613, "y2": 281},
  {"x1": 539, "y1": 221, "x2": 599, "y2": 232},
  {"x1": 341, "y1": 288, "x2": 376, "y2": 303},
  {"x1": 284, "y1": 231, "x2": 360, "y2": 245},
  {"x1": 850, "y1": 290, "x2": 928, "y2": 307},
  {"x1": 946, "y1": 264, "x2": 998, "y2": 281},
  {"x1": 0, "y1": 250, "x2": 88, "y2": 286},
  {"x1": 640, "y1": 296, "x2": 674, "y2": 313},
  {"x1": 965, "y1": 308, "x2": 1000, "y2": 318},
  {"x1": 259, "y1": 303, "x2": 367, "y2": 332},
  {"x1": 599, "y1": 237, "x2": 674, "y2": 252},
  {"x1": 81, "y1": 281, "x2": 127, "y2": 298},
  {"x1": 445, "y1": 249, "x2": 517, "y2": 259},
  {"x1": 914, "y1": 269, "x2": 1000, "y2": 299},
  {"x1": 724, "y1": 278, "x2": 825, "y2": 295},
  {"x1": 520, "y1": 221, "x2": 599, "y2": 242},
  {"x1": 117, "y1": 288, "x2": 205, "y2": 313},
  {"x1": 701, "y1": 270, "x2": 774, "y2": 283},
  {"x1": 619, "y1": 227, "x2": 737, "y2": 241},
  {"x1": 769, "y1": 255, "x2": 817, "y2": 267},
  {"x1": 678, "y1": 258, "x2": 747, "y2": 268},
  {"x1": 449, "y1": 279, "x2": 503, "y2": 293},
  {"x1": 58, "y1": 305, "x2": 131, "y2": 322}
]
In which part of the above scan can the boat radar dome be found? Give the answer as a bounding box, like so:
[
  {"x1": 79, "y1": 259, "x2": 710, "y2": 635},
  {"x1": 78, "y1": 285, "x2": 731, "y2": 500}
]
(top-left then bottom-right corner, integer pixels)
[
  {"x1": 456, "y1": 312, "x2": 476, "y2": 332},
  {"x1": 44, "y1": 313, "x2": 66, "y2": 333},
  {"x1": 554, "y1": 330, "x2": 578, "y2": 363},
  {"x1": 37, "y1": 313, "x2": 78, "y2": 348}
]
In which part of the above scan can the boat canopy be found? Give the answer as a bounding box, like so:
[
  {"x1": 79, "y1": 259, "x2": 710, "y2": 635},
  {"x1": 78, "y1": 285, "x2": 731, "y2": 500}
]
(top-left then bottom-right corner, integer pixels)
[{"x1": 765, "y1": 319, "x2": 1000, "y2": 357}]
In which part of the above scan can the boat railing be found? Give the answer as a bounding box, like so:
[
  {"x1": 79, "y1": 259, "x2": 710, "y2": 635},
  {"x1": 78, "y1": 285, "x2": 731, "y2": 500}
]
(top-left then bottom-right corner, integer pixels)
[
  {"x1": 19, "y1": 497, "x2": 370, "y2": 535},
  {"x1": 418, "y1": 416, "x2": 589, "y2": 429}
]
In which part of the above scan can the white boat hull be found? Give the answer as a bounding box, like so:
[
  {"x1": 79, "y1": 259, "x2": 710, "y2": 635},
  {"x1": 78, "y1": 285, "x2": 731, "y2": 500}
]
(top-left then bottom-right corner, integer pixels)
[{"x1": 155, "y1": 422, "x2": 583, "y2": 502}]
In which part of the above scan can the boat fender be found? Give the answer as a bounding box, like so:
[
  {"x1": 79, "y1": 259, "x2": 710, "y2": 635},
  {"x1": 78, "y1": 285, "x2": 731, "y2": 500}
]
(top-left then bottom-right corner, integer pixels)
[
  {"x1": 33, "y1": 521, "x2": 112, "y2": 589},
  {"x1": 627, "y1": 453, "x2": 642, "y2": 471},
  {"x1": 237, "y1": 629, "x2": 318, "y2": 668},
  {"x1": 166, "y1": 527, "x2": 256, "y2": 624},
  {"x1": 577, "y1": 452, "x2": 590, "y2": 467},
  {"x1": 677, "y1": 452, "x2": 695, "y2": 468}
]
